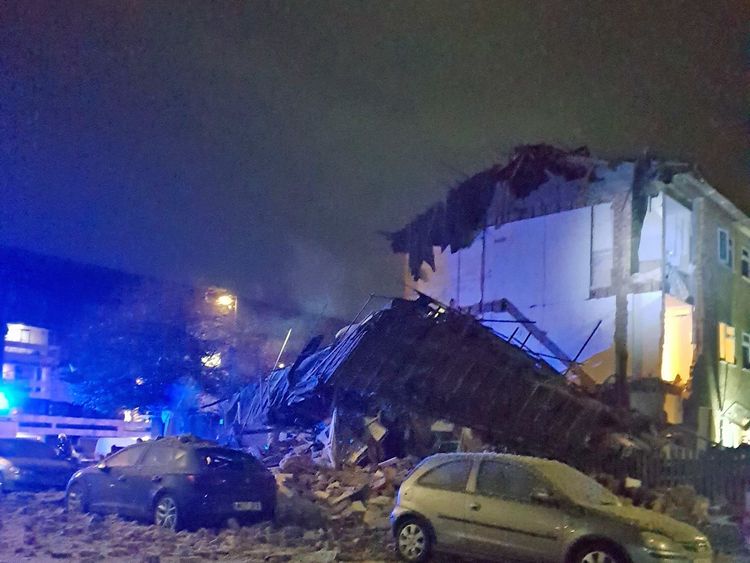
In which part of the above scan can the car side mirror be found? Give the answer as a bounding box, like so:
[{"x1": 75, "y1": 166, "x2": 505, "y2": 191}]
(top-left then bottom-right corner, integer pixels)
[{"x1": 530, "y1": 488, "x2": 557, "y2": 505}]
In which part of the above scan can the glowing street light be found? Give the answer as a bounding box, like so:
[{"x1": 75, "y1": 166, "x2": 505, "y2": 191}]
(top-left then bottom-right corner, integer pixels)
[
  {"x1": 215, "y1": 294, "x2": 235, "y2": 309},
  {"x1": 205, "y1": 287, "x2": 238, "y2": 318}
]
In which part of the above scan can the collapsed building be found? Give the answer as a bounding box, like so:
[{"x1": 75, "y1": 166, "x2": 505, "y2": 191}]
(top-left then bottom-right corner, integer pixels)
[
  {"x1": 387, "y1": 144, "x2": 750, "y2": 449},
  {"x1": 225, "y1": 295, "x2": 657, "y2": 471}
]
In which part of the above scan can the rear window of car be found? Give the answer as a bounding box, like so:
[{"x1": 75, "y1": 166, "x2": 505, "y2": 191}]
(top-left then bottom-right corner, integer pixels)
[
  {"x1": 417, "y1": 459, "x2": 471, "y2": 492},
  {"x1": 195, "y1": 448, "x2": 263, "y2": 472},
  {"x1": 0, "y1": 439, "x2": 57, "y2": 459}
]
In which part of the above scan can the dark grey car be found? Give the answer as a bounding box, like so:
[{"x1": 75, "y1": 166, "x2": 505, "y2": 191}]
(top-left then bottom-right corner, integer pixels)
[
  {"x1": 0, "y1": 438, "x2": 77, "y2": 491},
  {"x1": 65, "y1": 436, "x2": 276, "y2": 530}
]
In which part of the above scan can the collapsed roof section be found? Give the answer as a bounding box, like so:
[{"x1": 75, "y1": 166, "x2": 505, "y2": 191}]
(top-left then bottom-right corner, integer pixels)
[
  {"x1": 387, "y1": 144, "x2": 595, "y2": 279},
  {"x1": 305, "y1": 295, "x2": 622, "y2": 458},
  {"x1": 387, "y1": 144, "x2": 691, "y2": 280}
]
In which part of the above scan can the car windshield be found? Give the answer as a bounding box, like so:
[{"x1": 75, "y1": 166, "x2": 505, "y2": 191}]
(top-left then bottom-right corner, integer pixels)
[
  {"x1": 536, "y1": 462, "x2": 621, "y2": 507},
  {"x1": 196, "y1": 448, "x2": 263, "y2": 472},
  {"x1": 0, "y1": 439, "x2": 58, "y2": 459}
]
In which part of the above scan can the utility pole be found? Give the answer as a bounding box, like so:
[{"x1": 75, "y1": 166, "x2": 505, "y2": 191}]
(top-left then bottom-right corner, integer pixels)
[{"x1": 612, "y1": 192, "x2": 632, "y2": 409}]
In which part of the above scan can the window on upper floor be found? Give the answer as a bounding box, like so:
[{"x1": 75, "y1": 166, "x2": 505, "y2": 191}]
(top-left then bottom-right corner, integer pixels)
[
  {"x1": 718, "y1": 228, "x2": 733, "y2": 268},
  {"x1": 590, "y1": 204, "x2": 613, "y2": 289},
  {"x1": 742, "y1": 333, "x2": 750, "y2": 370},
  {"x1": 742, "y1": 248, "x2": 750, "y2": 281},
  {"x1": 719, "y1": 322, "x2": 736, "y2": 364}
]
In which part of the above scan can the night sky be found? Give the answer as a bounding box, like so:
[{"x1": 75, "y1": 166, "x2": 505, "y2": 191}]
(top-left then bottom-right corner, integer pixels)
[{"x1": 2, "y1": 1, "x2": 748, "y2": 316}]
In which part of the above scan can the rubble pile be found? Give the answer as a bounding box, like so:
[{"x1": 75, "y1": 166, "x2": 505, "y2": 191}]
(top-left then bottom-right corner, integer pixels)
[
  {"x1": 0, "y1": 490, "x2": 397, "y2": 562},
  {"x1": 644, "y1": 485, "x2": 710, "y2": 526},
  {"x1": 645, "y1": 487, "x2": 748, "y2": 558},
  {"x1": 228, "y1": 295, "x2": 679, "y2": 482},
  {"x1": 596, "y1": 476, "x2": 749, "y2": 559},
  {"x1": 267, "y1": 430, "x2": 417, "y2": 534}
]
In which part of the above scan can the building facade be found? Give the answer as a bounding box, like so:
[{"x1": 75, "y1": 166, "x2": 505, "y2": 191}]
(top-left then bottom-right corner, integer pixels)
[
  {"x1": 389, "y1": 145, "x2": 750, "y2": 447},
  {"x1": 1, "y1": 321, "x2": 148, "y2": 439}
]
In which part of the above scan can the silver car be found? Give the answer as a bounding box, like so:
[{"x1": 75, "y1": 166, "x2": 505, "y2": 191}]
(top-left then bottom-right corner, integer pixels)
[{"x1": 390, "y1": 453, "x2": 712, "y2": 563}]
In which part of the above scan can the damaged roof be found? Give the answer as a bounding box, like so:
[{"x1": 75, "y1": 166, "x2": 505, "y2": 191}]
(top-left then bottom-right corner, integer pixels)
[
  {"x1": 307, "y1": 295, "x2": 622, "y2": 458},
  {"x1": 387, "y1": 143, "x2": 698, "y2": 280},
  {"x1": 386, "y1": 144, "x2": 596, "y2": 279}
]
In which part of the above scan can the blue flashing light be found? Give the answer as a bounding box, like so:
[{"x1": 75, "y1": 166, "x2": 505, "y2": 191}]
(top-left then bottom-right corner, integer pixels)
[{"x1": 0, "y1": 391, "x2": 10, "y2": 413}]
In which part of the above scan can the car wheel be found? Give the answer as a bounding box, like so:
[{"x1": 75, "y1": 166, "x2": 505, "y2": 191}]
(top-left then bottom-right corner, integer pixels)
[
  {"x1": 66, "y1": 483, "x2": 88, "y2": 513},
  {"x1": 574, "y1": 542, "x2": 625, "y2": 563},
  {"x1": 154, "y1": 495, "x2": 180, "y2": 531},
  {"x1": 396, "y1": 517, "x2": 432, "y2": 562}
]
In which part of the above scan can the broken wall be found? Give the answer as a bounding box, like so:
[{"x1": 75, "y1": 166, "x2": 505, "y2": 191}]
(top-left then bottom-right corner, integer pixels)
[
  {"x1": 662, "y1": 294, "x2": 694, "y2": 385},
  {"x1": 413, "y1": 207, "x2": 616, "y2": 375},
  {"x1": 627, "y1": 292, "x2": 663, "y2": 379},
  {"x1": 412, "y1": 198, "x2": 666, "y2": 385}
]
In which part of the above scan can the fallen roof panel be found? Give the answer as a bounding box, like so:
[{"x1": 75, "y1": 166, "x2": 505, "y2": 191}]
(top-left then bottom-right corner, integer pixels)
[{"x1": 308, "y1": 295, "x2": 621, "y2": 458}]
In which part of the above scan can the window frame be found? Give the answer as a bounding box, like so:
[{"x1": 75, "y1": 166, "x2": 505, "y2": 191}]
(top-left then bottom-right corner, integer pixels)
[
  {"x1": 719, "y1": 322, "x2": 737, "y2": 365},
  {"x1": 140, "y1": 444, "x2": 188, "y2": 469},
  {"x1": 104, "y1": 444, "x2": 147, "y2": 468},
  {"x1": 590, "y1": 204, "x2": 614, "y2": 290},
  {"x1": 718, "y1": 228, "x2": 734, "y2": 268},
  {"x1": 474, "y1": 460, "x2": 547, "y2": 504},
  {"x1": 742, "y1": 248, "x2": 750, "y2": 281},
  {"x1": 742, "y1": 333, "x2": 750, "y2": 371},
  {"x1": 416, "y1": 459, "x2": 472, "y2": 493}
]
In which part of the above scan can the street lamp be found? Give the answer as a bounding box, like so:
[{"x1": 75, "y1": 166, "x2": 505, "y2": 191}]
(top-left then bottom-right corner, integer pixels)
[
  {"x1": 205, "y1": 288, "x2": 238, "y2": 320},
  {"x1": 215, "y1": 294, "x2": 235, "y2": 309}
]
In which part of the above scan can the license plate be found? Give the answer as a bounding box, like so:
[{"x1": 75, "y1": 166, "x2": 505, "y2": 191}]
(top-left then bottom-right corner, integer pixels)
[{"x1": 233, "y1": 501, "x2": 262, "y2": 511}]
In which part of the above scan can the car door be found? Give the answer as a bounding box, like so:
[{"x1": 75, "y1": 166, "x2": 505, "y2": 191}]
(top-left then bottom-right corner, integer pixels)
[
  {"x1": 412, "y1": 458, "x2": 473, "y2": 552},
  {"x1": 113, "y1": 443, "x2": 171, "y2": 518},
  {"x1": 87, "y1": 444, "x2": 147, "y2": 513},
  {"x1": 463, "y1": 460, "x2": 565, "y2": 562}
]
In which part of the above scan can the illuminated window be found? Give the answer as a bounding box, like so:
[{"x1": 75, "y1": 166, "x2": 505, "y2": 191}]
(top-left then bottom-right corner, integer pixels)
[
  {"x1": 718, "y1": 229, "x2": 733, "y2": 268},
  {"x1": 719, "y1": 322, "x2": 736, "y2": 364},
  {"x1": 743, "y1": 333, "x2": 750, "y2": 370},
  {"x1": 742, "y1": 248, "x2": 750, "y2": 280}
]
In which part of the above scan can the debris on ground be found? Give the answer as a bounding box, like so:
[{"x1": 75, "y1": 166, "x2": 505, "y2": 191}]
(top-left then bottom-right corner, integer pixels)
[
  {"x1": 594, "y1": 475, "x2": 750, "y2": 559},
  {"x1": 264, "y1": 428, "x2": 416, "y2": 533},
  {"x1": 0, "y1": 490, "x2": 398, "y2": 562}
]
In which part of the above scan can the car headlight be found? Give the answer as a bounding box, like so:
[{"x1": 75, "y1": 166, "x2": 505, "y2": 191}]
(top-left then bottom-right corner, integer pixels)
[
  {"x1": 7, "y1": 465, "x2": 20, "y2": 476},
  {"x1": 641, "y1": 531, "x2": 681, "y2": 556}
]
